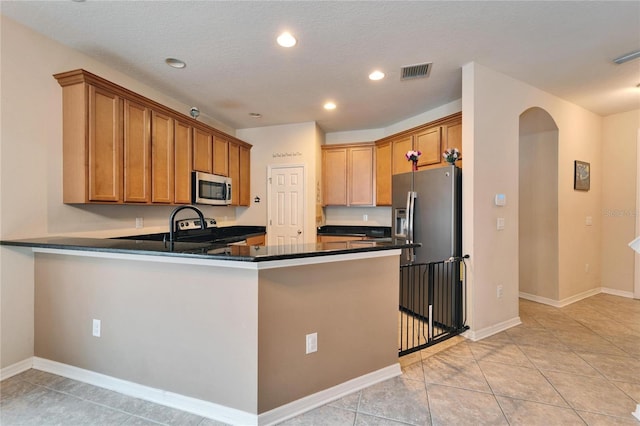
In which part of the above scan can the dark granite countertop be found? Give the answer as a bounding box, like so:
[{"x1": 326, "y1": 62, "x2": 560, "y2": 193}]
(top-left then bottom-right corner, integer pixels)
[
  {"x1": 317, "y1": 225, "x2": 391, "y2": 239},
  {"x1": 0, "y1": 236, "x2": 417, "y2": 263}
]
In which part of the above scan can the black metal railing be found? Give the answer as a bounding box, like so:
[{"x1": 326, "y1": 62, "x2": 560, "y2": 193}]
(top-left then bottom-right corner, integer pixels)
[{"x1": 398, "y1": 256, "x2": 469, "y2": 356}]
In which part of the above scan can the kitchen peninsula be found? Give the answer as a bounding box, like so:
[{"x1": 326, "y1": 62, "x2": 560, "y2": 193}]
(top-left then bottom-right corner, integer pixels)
[{"x1": 1, "y1": 236, "x2": 414, "y2": 425}]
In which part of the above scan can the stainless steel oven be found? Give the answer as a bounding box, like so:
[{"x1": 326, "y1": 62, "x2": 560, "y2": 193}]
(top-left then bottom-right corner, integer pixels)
[{"x1": 191, "y1": 171, "x2": 232, "y2": 205}]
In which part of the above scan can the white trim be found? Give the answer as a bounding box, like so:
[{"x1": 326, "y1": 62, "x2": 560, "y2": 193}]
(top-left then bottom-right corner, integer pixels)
[
  {"x1": 29, "y1": 358, "x2": 400, "y2": 426},
  {"x1": 520, "y1": 287, "x2": 635, "y2": 308},
  {"x1": 33, "y1": 357, "x2": 257, "y2": 425},
  {"x1": 601, "y1": 287, "x2": 636, "y2": 299},
  {"x1": 258, "y1": 363, "x2": 401, "y2": 426},
  {"x1": 0, "y1": 357, "x2": 34, "y2": 381},
  {"x1": 30, "y1": 247, "x2": 401, "y2": 270},
  {"x1": 463, "y1": 316, "x2": 521, "y2": 341}
]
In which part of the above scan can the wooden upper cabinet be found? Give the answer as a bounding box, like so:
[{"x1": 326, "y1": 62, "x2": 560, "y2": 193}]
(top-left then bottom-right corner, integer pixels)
[
  {"x1": 415, "y1": 127, "x2": 441, "y2": 167},
  {"x1": 228, "y1": 141, "x2": 240, "y2": 205},
  {"x1": 174, "y1": 120, "x2": 193, "y2": 204},
  {"x1": 88, "y1": 86, "x2": 122, "y2": 202},
  {"x1": 239, "y1": 145, "x2": 251, "y2": 206},
  {"x1": 375, "y1": 140, "x2": 392, "y2": 206},
  {"x1": 392, "y1": 135, "x2": 413, "y2": 175},
  {"x1": 55, "y1": 69, "x2": 252, "y2": 206},
  {"x1": 123, "y1": 100, "x2": 151, "y2": 203},
  {"x1": 213, "y1": 137, "x2": 229, "y2": 176},
  {"x1": 151, "y1": 111, "x2": 174, "y2": 204},
  {"x1": 348, "y1": 145, "x2": 374, "y2": 206},
  {"x1": 193, "y1": 127, "x2": 213, "y2": 173},
  {"x1": 322, "y1": 147, "x2": 348, "y2": 206},
  {"x1": 322, "y1": 144, "x2": 374, "y2": 206}
]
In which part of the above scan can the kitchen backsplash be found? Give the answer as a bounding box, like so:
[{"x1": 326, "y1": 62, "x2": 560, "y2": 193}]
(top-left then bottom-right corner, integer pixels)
[{"x1": 324, "y1": 206, "x2": 392, "y2": 227}]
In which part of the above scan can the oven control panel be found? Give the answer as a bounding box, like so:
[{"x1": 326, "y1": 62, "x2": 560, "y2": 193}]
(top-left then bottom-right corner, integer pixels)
[{"x1": 176, "y1": 217, "x2": 217, "y2": 230}]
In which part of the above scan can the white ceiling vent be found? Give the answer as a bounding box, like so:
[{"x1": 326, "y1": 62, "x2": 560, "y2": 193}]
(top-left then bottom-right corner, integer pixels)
[{"x1": 401, "y1": 62, "x2": 432, "y2": 80}]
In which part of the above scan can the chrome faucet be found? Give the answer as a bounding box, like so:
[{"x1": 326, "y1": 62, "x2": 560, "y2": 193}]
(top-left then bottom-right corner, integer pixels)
[{"x1": 168, "y1": 205, "x2": 205, "y2": 250}]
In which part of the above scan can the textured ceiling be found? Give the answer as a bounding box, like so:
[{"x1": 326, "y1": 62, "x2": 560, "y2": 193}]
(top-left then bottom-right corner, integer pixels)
[{"x1": 2, "y1": 1, "x2": 639, "y2": 133}]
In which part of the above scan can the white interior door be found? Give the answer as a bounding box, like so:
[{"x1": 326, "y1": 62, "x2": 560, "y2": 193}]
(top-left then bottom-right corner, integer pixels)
[{"x1": 268, "y1": 165, "x2": 305, "y2": 248}]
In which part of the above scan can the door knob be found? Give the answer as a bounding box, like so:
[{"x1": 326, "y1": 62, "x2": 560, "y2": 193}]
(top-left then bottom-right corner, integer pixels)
[{"x1": 297, "y1": 230, "x2": 302, "y2": 235}]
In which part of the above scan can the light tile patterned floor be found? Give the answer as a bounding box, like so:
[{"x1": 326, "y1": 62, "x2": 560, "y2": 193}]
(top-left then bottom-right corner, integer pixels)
[{"x1": 1, "y1": 294, "x2": 639, "y2": 425}]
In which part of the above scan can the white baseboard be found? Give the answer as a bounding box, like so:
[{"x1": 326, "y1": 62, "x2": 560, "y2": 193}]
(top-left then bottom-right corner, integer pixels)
[
  {"x1": 520, "y1": 287, "x2": 635, "y2": 308},
  {"x1": 463, "y1": 316, "x2": 522, "y2": 341},
  {"x1": 30, "y1": 357, "x2": 400, "y2": 426},
  {"x1": 258, "y1": 363, "x2": 401, "y2": 426},
  {"x1": 33, "y1": 357, "x2": 257, "y2": 425},
  {"x1": 601, "y1": 287, "x2": 636, "y2": 299},
  {"x1": 0, "y1": 357, "x2": 34, "y2": 381}
]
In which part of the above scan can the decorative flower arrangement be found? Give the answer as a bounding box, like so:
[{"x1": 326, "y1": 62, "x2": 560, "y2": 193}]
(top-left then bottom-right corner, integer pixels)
[
  {"x1": 405, "y1": 150, "x2": 422, "y2": 162},
  {"x1": 443, "y1": 148, "x2": 461, "y2": 164},
  {"x1": 406, "y1": 150, "x2": 422, "y2": 171}
]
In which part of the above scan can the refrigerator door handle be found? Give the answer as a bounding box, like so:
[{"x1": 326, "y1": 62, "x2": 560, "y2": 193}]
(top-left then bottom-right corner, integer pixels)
[{"x1": 407, "y1": 191, "x2": 416, "y2": 262}]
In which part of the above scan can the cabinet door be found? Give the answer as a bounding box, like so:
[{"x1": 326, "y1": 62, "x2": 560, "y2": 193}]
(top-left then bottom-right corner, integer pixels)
[
  {"x1": 239, "y1": 145, "x2": 251, "y2": 206},
  {"x1": 392, "y1": 136, "x2": 413, "y2": 175},
  {"x1": 213, "y1": 137, "x2": 229, "y2": 176},
  {"x1": 348, "y1": 145, "x2": 374, "y2": 205},
  {"x1": 193, "y1": 128, "x2": 213, "y2": 173},
  {"x1": 323, "y1": 148, "x2": 348, "y2": 206},
  {"x1": 88, "y1": 86, "x2": 122, "y2": 202},
  {"x1": 375, "y1": 141, "x2": 392, "y2": 206},
  {"x1": 174, "y1": 120, "x2": 193, "y2": 204},
  {"x1": 415, "y1": 127, "x2": 442, "y2": 167},
  {"x1": 228, "y1": 142, "x2": 240, "y2": 205},
  {"x1": 123, "y1": 99, "x2": 150, "y2": 203},
  {"x1": 151, "y1": 111, "x2": 173, "y2": 204}
]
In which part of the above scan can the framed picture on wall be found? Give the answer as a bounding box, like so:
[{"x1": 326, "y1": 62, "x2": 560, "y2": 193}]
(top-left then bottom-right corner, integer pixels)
[{"x1": 574, "y1": 160, "x2": 590, "y2": 191}]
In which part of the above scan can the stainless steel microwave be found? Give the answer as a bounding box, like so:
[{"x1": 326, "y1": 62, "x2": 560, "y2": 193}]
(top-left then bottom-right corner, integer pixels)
[{"x1": 191, "y1": 171, "x2": 232, "y2": 205}]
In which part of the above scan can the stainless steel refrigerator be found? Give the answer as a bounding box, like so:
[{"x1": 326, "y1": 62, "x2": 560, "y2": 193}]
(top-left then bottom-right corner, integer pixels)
[{"x1": 392, "y1": 165, "x2": 463, "y2": 332}]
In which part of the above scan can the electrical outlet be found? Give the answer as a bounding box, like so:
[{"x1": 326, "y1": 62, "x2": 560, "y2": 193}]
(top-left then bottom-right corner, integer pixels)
[
  {"x1": 585, "y1": 216, "x2": 592, "y2": 226},
  {"x1": 585, "y1": 263, "x2": 590, "y2": 273},
  {"x1": 363, "y1": 214, "x2": 368, "y2": 222},
  {"x1": 497, "y1": 285, "x2": 503, "y2": 299},
  {"x1": 92, "y1": 319, "x2": 101, "y2": 337},
  {"x1": 497, "y1": 217, "x2": 505, "y2": 230},
  {"x1": 306, "y1": 332, "x2": 317, "y2": 354},
  {"x1": 135, "y1": 217, "x2": 144, "y2": 228}
]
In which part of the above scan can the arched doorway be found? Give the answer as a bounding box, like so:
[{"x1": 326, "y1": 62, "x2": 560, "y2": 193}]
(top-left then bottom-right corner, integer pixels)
[{"x1": 519, "y1": 107, "x2": 559, "y2": 301}]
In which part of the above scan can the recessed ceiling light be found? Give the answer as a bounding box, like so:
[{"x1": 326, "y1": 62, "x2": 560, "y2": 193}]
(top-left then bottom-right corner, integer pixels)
[
  {"x1": 277, "y1": 32, "x2": 297, "y2": 48},
  {"x1": 249, "y1": 112, "x2": 262, "y2": 118},
  {"x1": 369, "y1": 70, "x2": 385, "y2": 81},
  {"x1": 165, "y1": 58, "x2": 186, "y2": 69},
  {"x1": 324, "y1": 102, "x2": 337, "y2": 110}
]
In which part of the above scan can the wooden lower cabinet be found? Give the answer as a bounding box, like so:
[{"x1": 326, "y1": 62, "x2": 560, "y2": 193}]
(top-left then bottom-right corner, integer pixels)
[
  {"x1": 245, "y1": 234, "x2": 266, "y2": 246},
  {"x1": 317, "y1": 235, "x2": 366, "y2": 243}
]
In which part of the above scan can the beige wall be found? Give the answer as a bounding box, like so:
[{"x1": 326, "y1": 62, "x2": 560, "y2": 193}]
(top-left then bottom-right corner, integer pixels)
[
  {"x1": 235, "y1": 122, "x2": 323, "y2": 242},
  {"x1": 32, "y1": 252, "x2": 399, "y2": 415},
  {"x1": 601, "y1": 109, "x2": 640, "y2": 294},
  {"x1": 519, "y1": 127, "x2": 559, "y2": 299},
  {"x1": 34, "y1": 253, "x2": 259, "y2": 412},
  {"x1": 463, "y1": 62, "x2": 603, "y2": 333},
  {"x1": 257, "y1": 256, "x2": 398, "y2": 412},
  {"x1": 0, "y1": 16, "x2": 240, "y2": 369}
]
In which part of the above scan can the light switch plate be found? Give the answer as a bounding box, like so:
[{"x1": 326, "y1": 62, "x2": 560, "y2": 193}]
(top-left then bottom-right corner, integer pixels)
[{"x1": 497, "y1": 217, "x2": 505, "y2": 230}]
